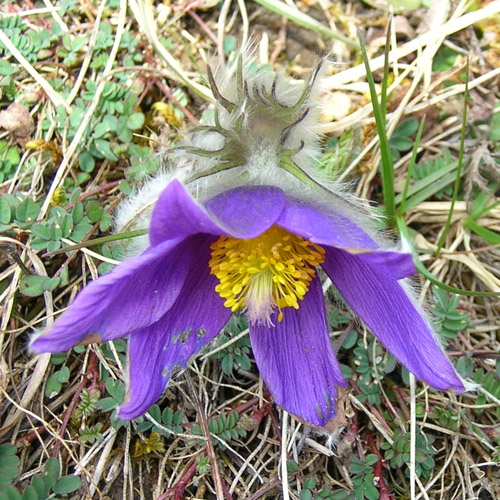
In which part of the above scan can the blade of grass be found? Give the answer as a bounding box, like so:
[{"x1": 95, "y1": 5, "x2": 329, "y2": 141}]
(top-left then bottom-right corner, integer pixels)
[
  {"x1": 400, "y1": 171, "x2": 459, "y2": 211},
  {"x1": 469, "y1": 183, "x2": 500, "y2": 220},
  {"x1": 253, "y1": 0, "x2": 359, "y2": 49},
  {"x1": 43, "y1": 229, "x2": 148, "y2": 257},
  {"x1": 464, "y1": 219, "x2": 500, "y2": 246},
  {"x1": 398, "y1": 115, "x2": 426, "y2": 215},
  {"x1": 358, "y1": 31, "x2": 395, "y2": 225},
  {"x1": 436, "y1": 58, "x2": 469, "y2": 254},
  {"x1": 380, "y1": 17, "x2": 392, "y2": 127},
  {"x1": 396, "y1": 216, "x2": 499, "y2": 297}
]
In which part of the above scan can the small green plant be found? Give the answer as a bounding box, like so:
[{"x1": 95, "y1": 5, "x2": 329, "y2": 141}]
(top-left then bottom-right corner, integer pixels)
[
  {"x1": 318, "y1": 129, "x2": 361, "y2": 175},
  {"x1": 353, "y1": 338, "x2": 396, "y2": 405},
  {"x1": 79, "y1": 423, "x2": 104, "y2": 444},
  {"x1": 210, "y1": 315, "x2": 251, "y2": 375},
  {"x1": 411, "y1": 149, "x2": 454, "y2": 199},
  {"x1": 44, "y1": 366, "x2": 70, "y2": 398},
  {"x1": 195, "y1": 455, "x2": 211, "y2": 475},
  {"x1": 389, "y1": 117, "x2": 418, "y2": 161},
  {"x1": 0, "y1": 456, "x2": 81, "y2": 500},
  {"x1": 0, "y1": 444, "x2": 19, "y2": 488},
  {"x1": 382, "y1": 428, "x2": 437, "y2": 479},
  {"x1": 347, "y1": 454, "x2": 380, "y2": 500},
  {"x1": 192, "y1": 411, "x2": 246, "y2": 447},
  {"x1": 431, "y1": 288, "x2": 470, "y2": 339},
  {"x1": 0, "y1": 140, "x2": 20, "y2": 182},
  {"x1": 74, "y1": 388, "x2": 101, "y2": 419},
  {"x1": 430, "y1": 406, "x2": 461, "y2": 431},
  {"x1": 135, "y1": 405, "x2": 184, "y2": 436},
  {"x1": 473, "y1": 368, "x2": 500, "y2": 418}
]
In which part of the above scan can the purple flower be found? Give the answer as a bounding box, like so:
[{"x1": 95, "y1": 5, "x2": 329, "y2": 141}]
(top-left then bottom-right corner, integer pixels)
[{"x1": 31, "y1": 179, "x2": 465, "y2": 427}]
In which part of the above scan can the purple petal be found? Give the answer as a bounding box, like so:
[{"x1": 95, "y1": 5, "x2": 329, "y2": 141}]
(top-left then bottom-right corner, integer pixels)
[
  {"x1": 30, "y1": 237, "x2": 198, "y2": 353},
  {"x1": 204, "y1": 185, "x2": 286, "y2": 238},
  {"x1": 347, "y1": 249, "x2": 416, "y2": 280},
  {"x1": 150, "y1": 180, "x2": 286, "y2": 245},
  {"x1": 322, "y1": 248, "x2": 465, "y2": 392},
  {"x1": 249, "y1": 277, "x2": 347, "y2": 427},
  {"x1": 119, "y1": 236, "x2": 231, "y2": 420},
  {"x1": 277, "y1": 199, "x2": 378, "y2": 250}
]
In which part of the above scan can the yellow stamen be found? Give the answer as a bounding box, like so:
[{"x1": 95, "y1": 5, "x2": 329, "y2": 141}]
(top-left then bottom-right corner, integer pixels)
[{"x1": 209, "y1": 225, "x2": 325, "y2": 325}]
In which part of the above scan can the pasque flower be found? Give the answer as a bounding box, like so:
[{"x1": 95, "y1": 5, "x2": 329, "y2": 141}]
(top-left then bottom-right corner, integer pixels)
[{"x1": 31, "y1": 52, "x2": 466, "y2": 427}]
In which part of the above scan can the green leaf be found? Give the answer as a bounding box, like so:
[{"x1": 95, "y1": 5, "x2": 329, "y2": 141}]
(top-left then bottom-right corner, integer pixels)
[
  {"x1": 31, "y1": 223, "x2": 50, "y2": 240},
  {"x1": 99, "y1": 211, "x2": 111, "y2": 232},
  {"x1": 221, "y1": 353, "x2": 233, "y2": 374},
  {"x1": 20, "y1": 486, "x2": 37, "y2": 500},
  {"x1": 299, "y1": 489, "x2": 312, "y2": 500},
  {"x1": 126, "y1": 112, "x2": 145, "y2": 130},
  {"x1": 71, "y1": 221, "x2": 93, "y2": 241},
  {"x1": 390, "y1": 136, "x2": 413, "y2": 152},
  {"x1": 78, "y1": 151, "x2": 95, "y2": 173},
  {"x1": 30, "y1": 476, "x2": 48, "y2": 499},
  {"x1": 93, "y1": 139, "x2": 118, "y2": 161},
  {"x1": 19, "y1": 275, "x2": 60, "y2": 297},
  {"x1": 432, "y1": 46, "x2": 459, "y2": 72},
  {"x1": 393, "y1": 117, "x2": 418, "y2": 137},
  {"x1": 0, "y1": 445, "x2": 19, "y2": 489},
  {"x1": 364, "y1": 454, "x2": 379, "y2": 466},
  {"x1": 15, "y1": 198, "x2": 40, "y2": 224},
  {"x1": 57, "y1": 366, "x2": 70, "y2": 383},
  {"x1": 87, "y1": 201, "x2": 103, "y2": 223},
  {"x1": 465, "y1": 218, "x2": 500, "y2": 245},
  {"x1": 0, "y1": 60, "x2": 15, "y2": 76},
  {"x1": 0, "y1": 196, "x2": 11, "y2": 224},
  {"x1": 52, "y1": 475, "x2": 81, "y2": 495},
  {"x1": 5, "y1": 487, "x2": 22, "y2": 500},
  {"x1": 44, "y1": 458, "x2": 60, "y2": 482}
]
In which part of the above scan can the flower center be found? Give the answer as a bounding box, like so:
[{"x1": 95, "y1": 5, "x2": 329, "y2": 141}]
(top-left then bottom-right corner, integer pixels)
[{"x1": 209, "y1": 225, "x2": 325, "y2": 325}]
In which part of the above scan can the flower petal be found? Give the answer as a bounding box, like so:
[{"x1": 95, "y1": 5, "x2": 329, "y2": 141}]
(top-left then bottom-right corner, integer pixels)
[
  {"x1": 150, "y1": 180, "x2": 285, "y2": 245},
  {"x1": 30, "y1": 237, "x2": 197, "y2": 353},
  {"x1": 119, "y1": 236, "x2": 231, "y2": 420},
  {"x1": 249, "y1": 276, "x2": 347, "y2": 427},
  {"x1": 204, "y1": 185, "x2": 286, "y2": 238},
  {"x1": 322, "y1": 248, "x2": 465, "y2": 392},
  {"x1": 345, "y1": 248, "x2": 416, "y2": 280},
  {"x1": 277, "y1": 198, "x2": 378, "y2": 250}
]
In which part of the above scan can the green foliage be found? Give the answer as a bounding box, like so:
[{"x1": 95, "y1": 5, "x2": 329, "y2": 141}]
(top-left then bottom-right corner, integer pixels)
[
  {"x1": 0, "y1": 457, "x2": 81, "y2": 500},
  {"x1": 432, "y1": 46, "x2": 459, "y2": 72},
  {"x1": 431, "y1": 288, "x2": 470, "y2": 339},
  {"x1": 430, "y1": 406, "x2": 461, "y2": 431},
  {"x1": 0, "y1": 444, "x2": 19, "y2": 488},
  {"x1": 97, "y1": 379, "x2": 125, "y2": 410},
  {"x1": 44, "y1": 366, "x2": 70, "y2": 398},
  {"x1": 195, "y1": 455, "x2": 211, "y2": 475},
  {"x1": 192, "y1": 411, "x2": 246, "y2": 447},
  {"x1": 347, "y1": 455, "x2": 380, "y2": 500},
  {"x1": 389, "y1": 117, "x2": 418, "y2": 161},
  {"x1": 0, "y1": 140, "x2": 20, "y2": 182},
  {"x1": 19, "y1": 275, "x2": 60, "y2": 297},
  {"x1": 0, "y1": 16, "x2": 52, "y2": 63},
  {"x1": 411, "y1": 148, "x2": 454, "y2": 198},
  {"x1": 74, "y1": 388, "x2": 101, "y2": 419},
  {"x1": 78, "y1": 423, "x2": 104, "y2": 444},
  {"x1": 135, "y1": 405, "x2": 184, "y2": 436},
  {"x1": 382, "y1": 428, "x2": 437, "y2": 479},
  {"x1": 318, "y1": 129, "x2": 362, "y2": 175},
  {"x1": 210, "y1": 315, "x2": 251, "y2": 375},
  {"x1": 473, "y1": 369, "x2": 500, "y2": 418},
  {"x1": 353, "y1": 338, "x2": 396, "y2": 405}
]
